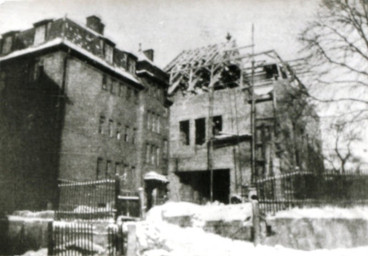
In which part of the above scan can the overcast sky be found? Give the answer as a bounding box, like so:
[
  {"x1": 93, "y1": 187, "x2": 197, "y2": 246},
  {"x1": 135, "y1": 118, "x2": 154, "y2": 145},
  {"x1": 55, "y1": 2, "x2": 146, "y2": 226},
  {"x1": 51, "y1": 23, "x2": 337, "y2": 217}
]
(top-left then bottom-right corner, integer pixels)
[{"x1": 0, "y1": 0, "x2": 320, "y2": 67}]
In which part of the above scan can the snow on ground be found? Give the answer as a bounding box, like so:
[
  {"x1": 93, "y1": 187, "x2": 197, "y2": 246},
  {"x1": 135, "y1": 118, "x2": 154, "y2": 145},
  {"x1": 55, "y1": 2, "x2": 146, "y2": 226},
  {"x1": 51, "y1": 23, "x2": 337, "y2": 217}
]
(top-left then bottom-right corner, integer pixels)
[
  {"x1": 270, "y1": 206, "x2": 368, "y2": 220},
  {"x1": 136, "y1": 219, "x2": 368, "y2": 256},
  {"x1": 146, "y1": 201, "x2": 253, "y2": 227},
  {"x1": 138, "y1": 202, "x2": 368, "y2": 256},
  {"x1": 21, "y1": 248, "x2": 47, "y2": 256}
]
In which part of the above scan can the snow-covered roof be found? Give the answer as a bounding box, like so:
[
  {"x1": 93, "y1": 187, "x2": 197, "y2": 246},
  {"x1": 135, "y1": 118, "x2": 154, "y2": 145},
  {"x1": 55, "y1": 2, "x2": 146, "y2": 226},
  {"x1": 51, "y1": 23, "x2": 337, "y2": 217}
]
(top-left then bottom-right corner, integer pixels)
[
  {"x1": 144, "y1": 171, "x2": 169, "y2": 183},
  {"x1": 0, "y1": 38, "x2": 140, "y2": 85}
]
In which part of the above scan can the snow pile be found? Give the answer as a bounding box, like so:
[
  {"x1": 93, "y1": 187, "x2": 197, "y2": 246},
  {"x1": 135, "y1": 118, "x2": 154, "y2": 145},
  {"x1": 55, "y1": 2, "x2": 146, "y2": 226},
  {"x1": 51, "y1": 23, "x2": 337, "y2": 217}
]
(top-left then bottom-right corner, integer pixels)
[
  {"x1": 11, "y1": 210, "x2": 54, "y2": 219},
  {"x1": 135, "y1": 220, "x2": 368, "y2": 256},
  {"x1": 21, "y1": 248, "x2": 47, "y2": 256},
  {"x1": 146, "y1": 202, "x2": 252, "y2": 228},
  {"x1": 271, "y1": 206, "x2": 368, "y2": 220}
]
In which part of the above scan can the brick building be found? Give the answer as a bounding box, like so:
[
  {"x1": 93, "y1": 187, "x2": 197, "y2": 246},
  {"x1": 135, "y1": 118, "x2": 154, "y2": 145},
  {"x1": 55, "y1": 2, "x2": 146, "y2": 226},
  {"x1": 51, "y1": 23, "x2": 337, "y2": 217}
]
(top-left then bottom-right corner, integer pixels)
[
  {"x1": 165, "y1": 40, "x2": 324, "y2": 204},
  {"x1": 0, "y1": 16, "x2": 169, "y2": 213}
]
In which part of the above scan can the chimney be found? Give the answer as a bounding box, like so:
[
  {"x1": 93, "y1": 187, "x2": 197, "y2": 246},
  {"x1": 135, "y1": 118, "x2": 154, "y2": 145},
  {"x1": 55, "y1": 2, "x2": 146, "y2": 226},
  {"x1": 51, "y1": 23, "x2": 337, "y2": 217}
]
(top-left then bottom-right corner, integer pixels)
[
  {"x1": 86, "y1": 15, "x2": 104, "y2": 35},
  {"x1": 143, "y1": 49, "x2": 154, "y2": 62}
]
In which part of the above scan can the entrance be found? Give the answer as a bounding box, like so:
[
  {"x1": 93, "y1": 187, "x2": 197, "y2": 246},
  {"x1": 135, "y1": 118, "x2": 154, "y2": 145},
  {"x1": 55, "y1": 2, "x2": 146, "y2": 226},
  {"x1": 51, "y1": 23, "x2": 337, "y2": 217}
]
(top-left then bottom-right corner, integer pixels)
[{"x1": 178, "y1": 169, "x2": 230, "y2": 204}]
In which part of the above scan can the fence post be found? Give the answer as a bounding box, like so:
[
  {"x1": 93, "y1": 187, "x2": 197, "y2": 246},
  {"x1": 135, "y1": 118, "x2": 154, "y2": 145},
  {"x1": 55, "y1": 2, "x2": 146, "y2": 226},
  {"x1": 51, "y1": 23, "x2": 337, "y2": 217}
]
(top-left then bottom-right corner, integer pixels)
[
  {"x1": 252, "y1": 199, "x2": 261, "y2": 246},
  {"x1": 127, "y1": 223, "x2": 137, "y2": 256},
  {"x1": 138, "y1": 187, "x2": 145, "y2": 220},
  {"x1": 47, "y1": 221, "x2": 53, "y2": 256}
]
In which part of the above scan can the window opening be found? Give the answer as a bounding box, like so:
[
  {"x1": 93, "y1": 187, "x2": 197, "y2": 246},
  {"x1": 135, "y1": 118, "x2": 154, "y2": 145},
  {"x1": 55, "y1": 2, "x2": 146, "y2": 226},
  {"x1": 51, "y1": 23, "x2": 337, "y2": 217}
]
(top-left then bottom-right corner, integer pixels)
[
  {"x1": 212, "y1": 116, "x2": 222, "y2": 136},
  {"x1": 195, "y1": 118, "x2": 206, "y2": 145},
  {"x1": 179, "y1": 120, "x2": 190, "y2": 145},
  {"x1": 99, "y1": 115, "x2": 105, "y2": 134}
]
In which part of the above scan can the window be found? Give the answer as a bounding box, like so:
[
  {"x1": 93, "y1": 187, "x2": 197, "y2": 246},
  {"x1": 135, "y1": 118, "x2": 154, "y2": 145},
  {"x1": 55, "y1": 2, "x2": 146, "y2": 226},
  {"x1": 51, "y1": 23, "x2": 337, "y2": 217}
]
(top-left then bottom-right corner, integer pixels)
[
  {"x1": 1, "y1": 36, "x2": 12, "y2": 54},
  {"x1": 212, "y1": 116, "x2": 222, "y2": 136},
  {"x1": 34, "y1": 24, "x2": 46, "y2": 45},
  {"x1": 124, "y1": 126, "x2": 129, "y2": 142},
  {"x1": 152, "y1": 114, "x2": 156, "y2": 132},
  {"x1": 146, "y1": 144, "x2": 150, "y2": 163},
  {"x1": 102, "y1": 75, "x2": 108, "y2": 90},
  {"x1": 108, "y1": 119, "x2": 113, "y2": 137},
  {"x1": 126, "y1": 86, "x2": 131, "y2": 100},
  {"x1": 179, "y1": 120, "x2": 190, "y2": 145},
  {"x1": 0, "y1": 71, "x2": 6, "y2": 92},
  {"x1": 110, "y1": 79, "x2": 115, "y2": 94},
  {"x1": 119, "y1": 83, "x2": 125, "y2": 97},
  {"x1": 134, "y1": 90, "x2": 139, "y2": 104},
  {"x1": 147, "y1": 112, "x2": 151, "y2": 130},
  {"x1": 132, "y1": 128, "x2": 137, "y2": 144},
  {"x1": 163, "y1": 140, "x2": 168, "y2": 159},
  {"x1": 128, "y1": 59, "x2": 136, "y2": 74},
  {"x1": 106, "y1": 160, "x2": 112, "y2": 178},
  {"x1": 96, "y1": 157, "x2": 104, "y2": 179},
  {"x1": 99, "y1": 115, "x2": 105, "y2": 134},
  {"x1": 195, "y1": 118, "x2": 206, "y2": 145},
  {"x1": 156, "y1": 147, "x2": 160, "y2": 166},
  {"x1": 29, "y1": 60, "x2": 44, "y2": 82},
  {"x1": 115, "y1": 162, "x2": 121, "y2": 176},
  {"x1": 151, "y1": 145, "x2": 155, "y2": 164},
  {"x1": 156, "y1": 115, "x2": 161, "y2": 133},
  {"x1": 104, "y1": 44, "x2": 114, "y2": 63},
  {"x1": 116, "y1": 122, "x2": 121, "y2": 140}
]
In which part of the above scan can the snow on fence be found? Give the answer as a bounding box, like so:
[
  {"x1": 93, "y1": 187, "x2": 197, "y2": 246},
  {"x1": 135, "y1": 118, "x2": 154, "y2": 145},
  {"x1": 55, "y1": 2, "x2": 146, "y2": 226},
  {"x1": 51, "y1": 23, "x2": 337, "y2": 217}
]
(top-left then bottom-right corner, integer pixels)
[
  {"x1": 56, "y1": 178, "x2": 142, "y2": 220},
  {"x1": 256, "y1": 171, "x2": 368, "y2": 215},
  {"x1": 47, "y1": 221, "x2": 125, "y2": 256}
]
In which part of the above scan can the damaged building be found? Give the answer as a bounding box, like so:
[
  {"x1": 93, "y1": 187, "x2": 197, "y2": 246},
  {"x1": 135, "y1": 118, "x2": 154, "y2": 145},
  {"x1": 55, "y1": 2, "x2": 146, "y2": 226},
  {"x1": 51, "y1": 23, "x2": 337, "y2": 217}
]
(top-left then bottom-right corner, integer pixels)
[{"x1": 165, "y1": 39, "x2": 324, "y2": 204}]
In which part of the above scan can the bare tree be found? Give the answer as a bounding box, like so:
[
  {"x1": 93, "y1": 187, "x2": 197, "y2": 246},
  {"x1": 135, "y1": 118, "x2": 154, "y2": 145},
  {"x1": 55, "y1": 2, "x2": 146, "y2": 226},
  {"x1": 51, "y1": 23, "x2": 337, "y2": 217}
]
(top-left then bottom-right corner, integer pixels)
[
  {"x1": 299, "y1": 0, "x2": 368, "y2": 172},
  {"x1": 325, "y1": 119, "x2": 361, "y2": 173},
  {"x1": 300, "y1": 0, "x2": 368, "y2": 104}
]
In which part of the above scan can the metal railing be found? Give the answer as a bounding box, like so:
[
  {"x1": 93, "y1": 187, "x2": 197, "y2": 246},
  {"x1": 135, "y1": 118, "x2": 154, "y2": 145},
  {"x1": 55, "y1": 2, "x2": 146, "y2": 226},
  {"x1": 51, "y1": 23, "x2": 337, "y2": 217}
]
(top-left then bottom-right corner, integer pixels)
[{"x1": 256, "y1": 171, "x2": 368, "y2": 214}]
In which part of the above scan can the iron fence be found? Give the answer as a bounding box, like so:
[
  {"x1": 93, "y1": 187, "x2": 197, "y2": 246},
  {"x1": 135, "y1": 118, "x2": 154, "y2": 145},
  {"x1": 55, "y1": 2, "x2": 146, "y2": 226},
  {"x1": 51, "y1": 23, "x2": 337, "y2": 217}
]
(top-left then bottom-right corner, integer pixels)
[
  {"x1": 56, "y1": 178, "x2": 142, "y2": 220},
  {"x1": 48, "y1": 221, "x2": 125, "y2": 256},
  {"x1": 56, "y1": 179, "x2": 118, "y2": 220},
  {"x1": 256, "y1": 171, "x2": 368, "y2": 214}
]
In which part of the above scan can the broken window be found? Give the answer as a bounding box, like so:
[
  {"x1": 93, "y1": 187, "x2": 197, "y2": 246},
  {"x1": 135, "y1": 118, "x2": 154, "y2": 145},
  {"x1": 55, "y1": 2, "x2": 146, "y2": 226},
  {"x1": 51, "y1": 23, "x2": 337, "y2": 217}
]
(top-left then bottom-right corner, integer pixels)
[
  {"x1": 99, "y1": 115, "x2": 105, "y2": 134},
  {"x1": 263, "y1": 64, "x2": 279, "y2": 80},
  {"x1": 179, "y1": 120, "x2": 190, "y2": 145},
  {"x1": 212, "y1": 116, "x2": 222, "y2": 136},
  {"x1": 195, "y1": 118, "x2": 206, "y2": 145}
]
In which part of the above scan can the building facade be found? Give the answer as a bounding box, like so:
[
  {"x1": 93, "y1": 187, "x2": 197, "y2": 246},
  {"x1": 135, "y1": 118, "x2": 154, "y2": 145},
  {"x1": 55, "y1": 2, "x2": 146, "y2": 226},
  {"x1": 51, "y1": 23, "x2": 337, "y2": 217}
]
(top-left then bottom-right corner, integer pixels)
[
  {"x1": 0, "y1": 16, "x2": 169, "y2": 213},
  {"x1": 165, "y1": 41, "x2": 324, "y2": 204}
]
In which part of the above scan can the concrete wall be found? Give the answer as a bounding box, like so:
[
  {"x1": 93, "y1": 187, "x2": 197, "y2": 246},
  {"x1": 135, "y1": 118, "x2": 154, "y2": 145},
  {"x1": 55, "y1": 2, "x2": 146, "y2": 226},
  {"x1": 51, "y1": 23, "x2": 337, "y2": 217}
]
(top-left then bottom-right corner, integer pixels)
[{"x1": 168, "y1": 87, "x2": 251, "y2": 201}]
